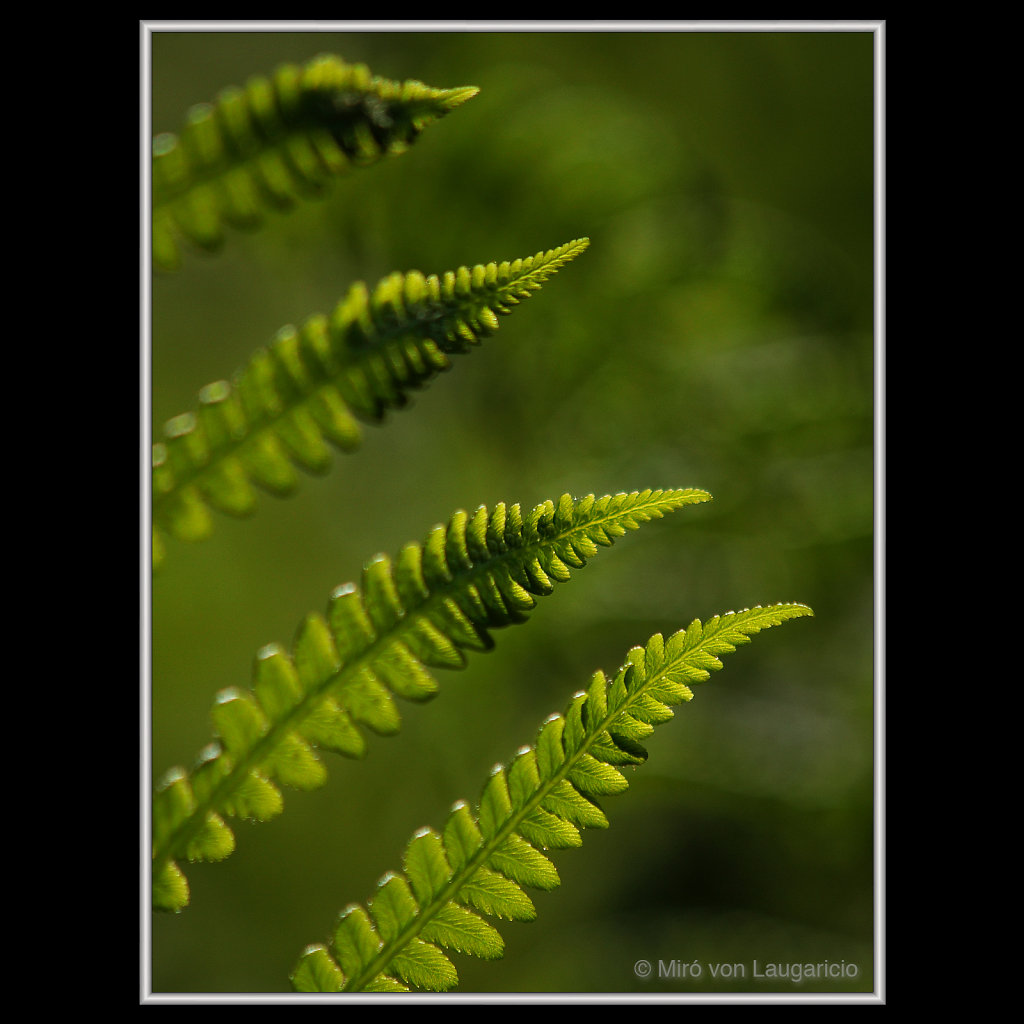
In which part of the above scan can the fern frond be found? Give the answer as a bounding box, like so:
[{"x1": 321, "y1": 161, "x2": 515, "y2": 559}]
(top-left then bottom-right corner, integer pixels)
[
  {"x1": 290, "y1": 603, "x2": 813, "y2": 992},
  {"x1": 151, "y1": 239, "x2": 590, "y2": 569},
  {"x1": 152, "y1": 53, "x2": 478, "y2": 270},
  {"x1": 152, "y1": 488, "x2": 709, "y2": 912}
]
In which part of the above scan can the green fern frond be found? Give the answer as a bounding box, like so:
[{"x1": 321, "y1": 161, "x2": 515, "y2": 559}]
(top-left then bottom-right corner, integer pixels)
[
  {"x1": 290, "y1": 603, "x2": 813, "y2": 992},
  {"x1": 151, "y1": 239, "x2": 590, "y2": 569},
  {"x1": 152, "y1": 488, "x2": 709, "y2": 912},
  {"x1": 152, "y1": 53, "x2": 478, "y2": 270}
]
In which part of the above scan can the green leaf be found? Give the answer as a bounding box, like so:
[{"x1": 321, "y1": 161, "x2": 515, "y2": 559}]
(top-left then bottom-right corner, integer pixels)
[
  {"x1": 152, "y1": 859, "x2": 189, "y2": 914},
  {"x1": 403, "y1": 828, "x2": 453, "y2": 905},
  {"x1": 290, "y1": 945, "x2": 344, "y2": 993},
  {"x1": 455, "y1": 865, "x2": 538, "y2": 923},
  {"x1": 331, "y1": 905, "x2": 384, "y2": 981},
  {"x1": 183, "y1": 812, "x2": 235, "y2": 862},
  {"x1": 487, "y1": 833, "x2": 560, "y2": 892},
  {"x1": 418, "y1": 902, "x2": 504, "y2": 961},
  {"x1": 388, "y1": 937, "x2": 458, "y2": 992},
  {"x1": 152, "y1": 489, "x2": 707, "y2": 911},
  {"x1": 152, "y1": 240, "x2": 590, "y2": 566},
  {"x1": 291, "y1": 604, "x2": 813, "y2": 992},
  {"x1": 153, "y1": 53, "x2": 479, "y2": 271}
]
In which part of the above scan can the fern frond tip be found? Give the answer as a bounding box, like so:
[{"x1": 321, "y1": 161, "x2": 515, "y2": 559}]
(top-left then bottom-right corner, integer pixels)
[
  {"x1": 719, "y1": 602, "x2": 814, "y2": 623},
  {"x1": 544, "y1": 236, "x2": 590, "y2": 268},
  {"x1": 437, "y1": 84, "x2": 480, "y2": 111},
  {"x1": 664, "y1": 486, "x2": 712, "y2": 506}
]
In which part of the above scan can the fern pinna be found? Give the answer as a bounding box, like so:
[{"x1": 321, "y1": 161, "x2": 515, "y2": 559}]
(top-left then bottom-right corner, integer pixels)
[
  {"x1": 151, "y1": 239, "x2": 589, "y2": 569},
  {"x1": 152, "y1": 53, "x2": 478, "y2": 271},
  {"x1": 152, "y1": 488, "x2": 709, "y2": 913},
  {"x1": 290, "y1": 603, "x2": 813, "y2": 993}
]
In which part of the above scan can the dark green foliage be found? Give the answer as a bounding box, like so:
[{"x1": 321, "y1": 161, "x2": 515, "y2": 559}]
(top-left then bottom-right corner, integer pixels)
[
  {"x1": 152, "y1": 489, "x2": 709, "y2": 912},
  {"x1": 153, "y1": 52, "x2": 478, "y2": 271},
  {"x1": 291, "y1": 605, "x2": 813, "y2": 992},
  {"x1": 151, "y1": 240, "x2": 588, "y2": 569}
]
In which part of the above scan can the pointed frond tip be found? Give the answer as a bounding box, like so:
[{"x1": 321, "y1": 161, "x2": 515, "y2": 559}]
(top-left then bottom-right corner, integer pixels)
[
  {"x1": 437, "y1": 85, "x2": 480, "y2": 111},
  {"x1": 152, "y1": 52, "x2": 479, "y2": 271},
  {"x1": 152, "y1": 488, "x2": 707, "y2": 912},
  {"x1": 289, "y1": 603, "x2": 813, "y2": 992},
  {"x1": 151, "y1": 239, "x2": 589, "y2": 570}
]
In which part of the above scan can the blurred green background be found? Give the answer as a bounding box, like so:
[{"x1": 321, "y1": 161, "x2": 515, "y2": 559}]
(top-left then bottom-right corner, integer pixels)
[{"x1": 148, "y1": 26, "x2": 876, "y2": 996}]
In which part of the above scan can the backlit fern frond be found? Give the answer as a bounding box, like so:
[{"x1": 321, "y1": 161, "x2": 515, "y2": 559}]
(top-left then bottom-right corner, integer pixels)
[
  {"x1": 152, "y1": 53, "x2": 478, "y2": 271},
  {"x1": 152, "y1": 488, "x2": 709, "y2": 913},
  {"x1": 289, "y1": 603, "x2": 813, "y2": 993},
  {"x1": 151, "y1": 239, "x2": 589, "y2": 570}
]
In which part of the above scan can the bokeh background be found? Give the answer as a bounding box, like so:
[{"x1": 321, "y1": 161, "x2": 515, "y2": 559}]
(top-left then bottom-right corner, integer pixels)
[{"x1": 148, "y1": 25, "x2": 877, "y2": 996}]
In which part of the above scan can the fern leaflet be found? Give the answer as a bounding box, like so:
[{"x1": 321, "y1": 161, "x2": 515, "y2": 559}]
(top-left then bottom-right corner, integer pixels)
[
  {"x1": 151, "y1": 239, "x2": 589, "y2": 569},
  {"x1": 152, "y1": 488, "x2": 709, "y2": 913},
  {"x1": 289, "y1": 603, "x2": 813, "y2": 992},
  {"x1": 152, "y1": 52, "x2": 478, "y2": 271}
]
